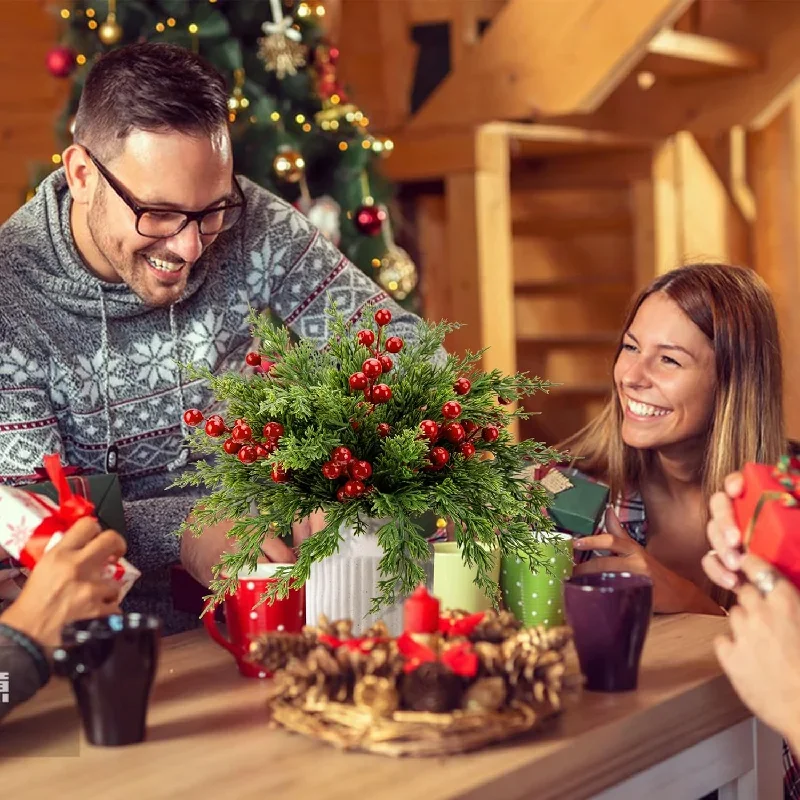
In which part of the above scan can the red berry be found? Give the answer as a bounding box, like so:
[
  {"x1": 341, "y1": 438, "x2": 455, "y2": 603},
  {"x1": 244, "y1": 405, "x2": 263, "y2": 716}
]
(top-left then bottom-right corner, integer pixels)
[
  {"x1": 205, "y1": 417, "x2": 226, "y2": 437},
  {"x1": 374, "y1": 308, "x2": 392, "y2": 327},
  {"x1": 385, "y1": 336, "x2": 403, "y2": 354},
  {"x1": 183, "y1": 408, "x2": 204, "y2": 427},
  {"x1": 260, "y1": 359, "x2": 276, "y2": 375},
  {"x1": 255, "y1": 444, "x2": 269, "y2": 459},
  {"x1": 498, "y1": 396, "x2": 512, "y2": 405},
  {"x1": 444, "y1": 422, "x2": 466, "y2": 443},
  {"x1": 263, "y1": 439, "x2": 279, "y2": 454},
  {"x1": 379, "y1": 355, "x2": 393, "y2": 373},
  {"x1": 460, "y1": 441, "x2": 476, "y2": 459},
  {"x1": 322, "y1": 461, "x2": 342, "y2": 480},
  {"x1": 454, "y1": 378, "x2": 471, "y2": 395},
  {"x1": 482, "y1": 425, "x2": 500, "y2": 442},
  {"x1": 271, "y1": 464, "x2": 289, "y2": 483},
  {"x1": 357, "y1": 329, "x2": 375, "y2": 347},
  {"x1": 232, "y1": 424, "x2": 252, "y2": 442},
  {"x1": 344, "y1": 479, "x2": 366, "y2": 497},
  {"x1": 245, "y1": 352, "x2": 262, "y2": 367},
  {"x1": 462, "y1": 420, "x2": 479, "y2": 437},
  {"x1": 362, "y1": 358, "x2": 382, "y2": 379},
  {"x1": 337, "y1": 487, "x2": 348, "y2": 502},
  {"x1": 237, "y1": 445, "x2": 257, "y2": 464},
  {"x1": 262, "y1": 422, "x2": 284, "y2": 439},
  {"x1": 442, "y1": 401, "x2": 462, "y2": 419},
  {"x1": 349, "y1": 372, "x2": 368, "y2": 391},
  {"x1": 349, "y1": 460, "x2": 373, "y2": 481},
  {"x1": 371, "y1": 384, "x2": 392, "y2": 404},
  {"x1": 377, "y1": 423, "x2": 391, "y2": 437},
  {"x1": 429, "y1": 446, "x2": 450, "y2": 466},
  {"x1": 332, "y1": 446, "x2": 353, "y2": 465},
  {"x1": 223, "y1": 438, "x2": 242, "y2": 455},
  {"x1": 235, "y1": 418, "x2": 247, "y2": 426},
  {"x1": 419, "y1": 420, "x2": 439, "y2": 440}
]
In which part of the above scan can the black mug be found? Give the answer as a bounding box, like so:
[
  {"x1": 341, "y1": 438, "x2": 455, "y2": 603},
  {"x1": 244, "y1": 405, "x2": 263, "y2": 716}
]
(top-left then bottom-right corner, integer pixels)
[{"x1": 53, "y1": 613, "x2": 161, "y2": 746}]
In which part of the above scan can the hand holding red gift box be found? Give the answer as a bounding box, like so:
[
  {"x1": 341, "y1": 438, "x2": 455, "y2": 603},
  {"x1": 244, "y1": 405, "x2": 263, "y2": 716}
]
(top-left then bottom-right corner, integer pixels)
[
  {"x1": 733, "y1": 456, "x2": 800, "y2": 590},
  {"x1": 0, "y1": 455, "x2": 140, "y2": 601}
]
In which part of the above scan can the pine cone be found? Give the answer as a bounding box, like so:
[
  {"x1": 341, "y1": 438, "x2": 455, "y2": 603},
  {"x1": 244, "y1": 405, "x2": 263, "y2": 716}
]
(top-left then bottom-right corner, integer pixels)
[
  {"x1": 500, "y1": 627, "x2": 570, "y2": 710},
  {"x1": 400, "y1": 662, "x2": 465, "y2": 713},
  {"x1": 469, "y1": 609, "x2": 522, "y2": 643},
  {"x1": 248, "y1": 631, "x2": 317, "y2": 674}
]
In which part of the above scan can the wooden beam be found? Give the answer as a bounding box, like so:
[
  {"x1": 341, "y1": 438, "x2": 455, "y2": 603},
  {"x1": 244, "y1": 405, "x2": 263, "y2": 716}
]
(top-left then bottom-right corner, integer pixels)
[
  {"x1": 643, "y1": 30, "x2": 760, "y2": 80},
  {"x1": 407, "y1": 0, "x2": 695, "y2": 130}
]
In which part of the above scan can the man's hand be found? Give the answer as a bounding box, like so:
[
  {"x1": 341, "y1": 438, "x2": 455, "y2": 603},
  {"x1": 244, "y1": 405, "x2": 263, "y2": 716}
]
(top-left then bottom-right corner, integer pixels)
[
  {"x1": 702, "y1": 471, "x2": 745, "y2": 591},
  {"x1": 714, "y1": 554, "x2": 800, "y2": 747},
  {"x1": 0, "y1": 518, "x2": 126, "y2": 648}
]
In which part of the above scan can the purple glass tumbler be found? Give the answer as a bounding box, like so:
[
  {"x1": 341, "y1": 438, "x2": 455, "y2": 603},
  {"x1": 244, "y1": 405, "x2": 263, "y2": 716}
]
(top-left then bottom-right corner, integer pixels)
[{"x1": 564, "y1": 572, "x2": 653, "y2": 692}]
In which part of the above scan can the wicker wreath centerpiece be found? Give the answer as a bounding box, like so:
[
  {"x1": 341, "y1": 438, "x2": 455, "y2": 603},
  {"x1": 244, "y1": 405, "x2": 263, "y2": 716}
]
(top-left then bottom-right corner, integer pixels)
[{"x1": 248, "y1": 594, "x2": 577, "y2": 757}]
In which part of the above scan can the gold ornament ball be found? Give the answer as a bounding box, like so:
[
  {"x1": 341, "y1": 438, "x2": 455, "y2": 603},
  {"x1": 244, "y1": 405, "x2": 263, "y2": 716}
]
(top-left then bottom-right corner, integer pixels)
[
  {"x1": 377, "y1": 246, "x2": 418, "y2": 301},
  {"x1": 98, "y1": 16, "x2": 123, "y2": 45},
  {"x1": 273, "y1": 150, "x2": 305, "y2": 183}
]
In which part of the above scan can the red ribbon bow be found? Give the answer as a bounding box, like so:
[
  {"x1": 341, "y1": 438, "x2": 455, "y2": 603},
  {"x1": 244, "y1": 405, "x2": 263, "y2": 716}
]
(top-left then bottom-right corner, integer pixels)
[
  {"x1": 317, "y1": 634, "x2": 390, "y2": 653},
  {"x1": 19, "y1": 454, "x2": 96, "y2": 570},
  {"x1": 438, "y1": 612, "x2": 485, "y2": 638},
  {"x1": 396, "y1": 632, "x2": 478, "y2": 677}
]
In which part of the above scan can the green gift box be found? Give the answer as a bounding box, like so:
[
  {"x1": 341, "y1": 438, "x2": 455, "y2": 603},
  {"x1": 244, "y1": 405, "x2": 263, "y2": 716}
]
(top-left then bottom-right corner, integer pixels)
[
  {"x1": 542, "y1": 468, "x2": 609, "y2": 537},
  {"x1": 24, "y1": 473, "x2": 127, "y2": 537}
]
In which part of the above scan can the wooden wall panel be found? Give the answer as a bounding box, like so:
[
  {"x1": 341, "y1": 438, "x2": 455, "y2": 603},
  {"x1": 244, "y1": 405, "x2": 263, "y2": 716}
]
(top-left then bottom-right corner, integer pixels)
[{"x1": 0, "y1": 0, "x2": 65, "y2": 223}]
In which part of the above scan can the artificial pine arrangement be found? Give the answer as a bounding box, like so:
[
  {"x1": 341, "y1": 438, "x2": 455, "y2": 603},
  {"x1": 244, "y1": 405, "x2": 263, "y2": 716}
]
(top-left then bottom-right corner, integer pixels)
[{"x1": 173, "y1": 303, "x2": 563, "y2": 613}]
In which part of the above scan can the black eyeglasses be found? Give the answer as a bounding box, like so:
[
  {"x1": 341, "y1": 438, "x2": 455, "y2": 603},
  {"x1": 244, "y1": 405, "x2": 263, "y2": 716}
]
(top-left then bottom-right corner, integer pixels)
[{"x1": 82, "y1": 147, "x2": 246, "y2": 239}]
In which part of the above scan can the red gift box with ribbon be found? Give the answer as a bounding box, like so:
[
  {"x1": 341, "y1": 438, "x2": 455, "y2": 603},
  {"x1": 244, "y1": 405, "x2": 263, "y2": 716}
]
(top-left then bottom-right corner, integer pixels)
[
  {"x1": 0, "y1": 454, "x2": 140, "y2": 600},
  {"x1": 733, "y1": 456, "x2": 800, "y2": 589}
]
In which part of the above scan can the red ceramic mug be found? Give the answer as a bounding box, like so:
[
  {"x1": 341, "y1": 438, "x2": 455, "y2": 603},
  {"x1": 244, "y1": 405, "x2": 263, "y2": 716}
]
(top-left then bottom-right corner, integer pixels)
[{"x1": 203, "y1": 563, "x2": 305, "y2": 678}]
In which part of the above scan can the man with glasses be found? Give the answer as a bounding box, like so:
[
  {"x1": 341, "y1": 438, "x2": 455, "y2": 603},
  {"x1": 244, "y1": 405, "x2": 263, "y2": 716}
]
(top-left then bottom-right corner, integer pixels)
[{"x1": 0, "y1": 42, "x2": 425, "y2": 634}]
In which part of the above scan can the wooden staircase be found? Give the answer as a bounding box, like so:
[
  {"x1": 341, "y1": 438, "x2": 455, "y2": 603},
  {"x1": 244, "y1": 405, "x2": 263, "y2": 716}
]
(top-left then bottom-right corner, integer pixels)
[{"x1": 336, "y1": 0, "x2": 800, "y2": 443}]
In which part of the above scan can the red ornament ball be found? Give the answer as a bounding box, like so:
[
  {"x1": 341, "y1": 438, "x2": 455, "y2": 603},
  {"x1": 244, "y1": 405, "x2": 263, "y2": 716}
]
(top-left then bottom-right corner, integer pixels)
[
  {"x1": 462, "y1": 420, "x2": 479, "y2": 438},
  {"x1": 444, "y1": 422, "x2": 465, "y2": 443},
  {"x1": 262, "y1": 439, "x2": 278, "y2": 454},
  {"x1": 429, "y1": 446, "x2": 450, "y2": 467},
  {"x1": 223, "y1": 438, "x2": 242, "y2": 455},
  {"x1": 46, "y1": 46, "x2": 76, "y2": 78},
  {"x1": 454, "y1": 378, "x2": 471, "y2": 395},
  {"x1": 354, "y1": 204, "x2": 387, "y2": 236},
  {"x1": 374, "y1": 308, "x2": 392, "y2": 327},
  {"x1": 322, "y1": 461, "x2": 342, "y2": 480},
  {"x1": 349, "y1": 460, "x2": 373, "y2": 481},
  {"x1": 377, "y1": 423, "x2": 391, "y2": 437},
  {"x1": 442, "y1": 401, "x2": 462, "y2": 419},
  {"x1": 357, "y1": 329, "x2": 375, "y2": 347},
  {"x1": 371, "y1": 384, "x2": 392, "y2": 403},
  {"x1": 237, "y1": 445, "x2": 258, "y2": 464},
  {"x1": 419, "y1": 420, "x2": 439, "y2": 440},
  {"x1": 205, "y1": 416, "x2": 226, "y2": 438},
  {"x1": 183, "y1": 408, "x2": 203, "y2": 427},
  {"x1": 460, "y1": 441, "x2": 476, "y2": 459},
  {"x1": 344, "y1": 479, "x2": 366, "y2": 498},
  {"x1": 232, "y1": 423, "x2": 252, "y2": 442},
  {"x1": 262, "y1": 422, "x2": 284, "y2": 439},
  {"x1": 271, "y1": 464, "x2": 289, "y2": 483},
  {"x1": 379, "y1": 355, "x2": 393, "y2": 373},
  {"x1": 332, "y1": 446, "x2": 353, "y2": 465},
  {"x1": 362, "y1": 358, "x2": 382, "y2": 379},
  {"x1": 349, "y1": 372, "x2": 368, "y2": 391},
  {"x1": 245, "y1": 352, "x2": 262, "y2": 367},
  {"x1": 385, "y1": 336, "x2": 403, "y2": 354},
  {"x1": 482, "y1": 425, "x2": 500, "y2": 443}
]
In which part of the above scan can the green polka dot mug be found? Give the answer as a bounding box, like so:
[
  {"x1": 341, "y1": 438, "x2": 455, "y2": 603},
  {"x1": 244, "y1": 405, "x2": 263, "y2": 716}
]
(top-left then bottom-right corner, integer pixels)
[{"x1": 500, "y1": 533, "x2": 574, "y2": 628}]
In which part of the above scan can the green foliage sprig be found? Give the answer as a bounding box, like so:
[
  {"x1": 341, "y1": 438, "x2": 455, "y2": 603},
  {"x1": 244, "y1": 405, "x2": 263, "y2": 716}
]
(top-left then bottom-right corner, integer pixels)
[{"x1": 172, "y1": 302, "x2": 564, "y2": 614}]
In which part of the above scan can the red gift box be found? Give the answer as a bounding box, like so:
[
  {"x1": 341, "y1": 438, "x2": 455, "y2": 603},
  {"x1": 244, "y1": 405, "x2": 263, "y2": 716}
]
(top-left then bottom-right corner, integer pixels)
[{"x1": 733, "y1": 457, "x2": 800, "y2": 589}]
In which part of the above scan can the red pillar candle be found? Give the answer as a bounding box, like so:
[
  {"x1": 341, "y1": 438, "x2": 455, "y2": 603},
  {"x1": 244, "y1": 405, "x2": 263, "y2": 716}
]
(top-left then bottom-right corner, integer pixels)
[{"x1": 403, "y1": 585, "x2": 441, "y2": 633}]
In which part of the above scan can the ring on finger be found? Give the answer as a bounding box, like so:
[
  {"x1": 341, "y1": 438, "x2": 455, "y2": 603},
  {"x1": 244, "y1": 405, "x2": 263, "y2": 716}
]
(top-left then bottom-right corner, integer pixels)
[{"x1": 752, "y1": 567, "x2": 780, "y2": 597}]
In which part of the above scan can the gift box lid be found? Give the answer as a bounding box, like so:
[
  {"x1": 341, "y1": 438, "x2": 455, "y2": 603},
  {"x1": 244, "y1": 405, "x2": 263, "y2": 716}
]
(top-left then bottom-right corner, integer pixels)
[{"x1": 543, "y1": 468, "x2": 609, "y2": 537}]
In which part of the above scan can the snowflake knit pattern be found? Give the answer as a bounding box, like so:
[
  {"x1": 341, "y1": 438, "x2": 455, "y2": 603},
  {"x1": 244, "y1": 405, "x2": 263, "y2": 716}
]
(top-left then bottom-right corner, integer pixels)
[{"x1": 0, "y1": 169, "x2": 423, "y2": 635}]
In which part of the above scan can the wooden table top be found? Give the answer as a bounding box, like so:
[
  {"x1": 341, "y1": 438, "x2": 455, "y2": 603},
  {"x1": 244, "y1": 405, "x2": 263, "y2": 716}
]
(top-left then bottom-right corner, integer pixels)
[{"x1": 0, "y1": 613, "x2": 748, "y2": 800}]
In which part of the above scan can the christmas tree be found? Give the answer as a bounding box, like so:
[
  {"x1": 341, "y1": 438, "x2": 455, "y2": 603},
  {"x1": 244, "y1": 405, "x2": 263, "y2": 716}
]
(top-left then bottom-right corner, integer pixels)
[{"x1": 35, "y1": 0, "x2": 418, "y2": 307}]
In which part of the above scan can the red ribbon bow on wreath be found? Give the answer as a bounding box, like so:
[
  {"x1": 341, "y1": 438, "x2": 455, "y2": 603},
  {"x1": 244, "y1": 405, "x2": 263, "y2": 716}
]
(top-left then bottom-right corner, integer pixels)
[
  {"x1": 19, "y1": 454, "x2": 96, "y2": 570},
  {"x1": 438, "y1": 612, "x2": 485, "y2": 639},
  {"x1": 396, "y1": 632, "x2": 478, "y2": 677},
  {"x1": 317, "y1": 634, "x2": 390, "y2": 653}
]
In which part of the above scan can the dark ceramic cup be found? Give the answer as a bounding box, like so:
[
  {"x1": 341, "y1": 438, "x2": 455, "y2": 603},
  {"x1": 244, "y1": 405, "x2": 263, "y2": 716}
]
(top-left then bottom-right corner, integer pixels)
[
  {"x1": 53, "y1": 613, "x2": 161, "y2": 746},
  {"x1": 564, "y1": 572, "x2": 653, "y2": 692}
]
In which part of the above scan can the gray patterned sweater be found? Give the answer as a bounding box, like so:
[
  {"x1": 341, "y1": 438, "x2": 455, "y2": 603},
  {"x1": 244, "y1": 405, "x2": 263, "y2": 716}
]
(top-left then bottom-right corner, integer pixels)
[{"x1": 0, "y1": 169, "x2": 422, "y2": 635}]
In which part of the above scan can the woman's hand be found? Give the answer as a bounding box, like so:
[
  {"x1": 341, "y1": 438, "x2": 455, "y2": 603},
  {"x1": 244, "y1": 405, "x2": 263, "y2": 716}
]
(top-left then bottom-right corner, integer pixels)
[
  {"x1": 0, "y1": 518, "x2": 126, "y2": 648},
  {"x1": 573, "y1": 508, "x2": 723, "y2": 615},
  {"x1": 714, "y1": 554, "x2": 800, "y2": 747},
  {"x1": 702, "y1": 471, "x2": 745, "y2": 591}
]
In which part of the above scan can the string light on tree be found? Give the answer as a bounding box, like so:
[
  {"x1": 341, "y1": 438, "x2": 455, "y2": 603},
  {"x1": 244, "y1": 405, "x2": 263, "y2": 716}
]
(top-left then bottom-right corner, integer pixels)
[
  {"x1": 273, "y1": 147, "x2": 305, "y2": 183},
  {"x1": 227, "y1": 68, "x2": 250, "y2": 123},
  {"x1": 297, "y1": 0, "x2": 326, "y2": 18}
]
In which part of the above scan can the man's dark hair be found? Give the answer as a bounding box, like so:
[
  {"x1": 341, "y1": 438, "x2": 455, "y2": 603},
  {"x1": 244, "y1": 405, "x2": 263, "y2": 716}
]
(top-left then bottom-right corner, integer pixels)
[{"x1": 73, "y1": 42, "x2": 229, "y2": 159}]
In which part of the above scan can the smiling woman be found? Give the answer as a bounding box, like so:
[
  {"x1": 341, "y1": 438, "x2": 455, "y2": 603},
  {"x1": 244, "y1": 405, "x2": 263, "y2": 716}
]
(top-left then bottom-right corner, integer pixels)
[{"x1": 557, "y1": 263, "x2": 786, "y2": 615}]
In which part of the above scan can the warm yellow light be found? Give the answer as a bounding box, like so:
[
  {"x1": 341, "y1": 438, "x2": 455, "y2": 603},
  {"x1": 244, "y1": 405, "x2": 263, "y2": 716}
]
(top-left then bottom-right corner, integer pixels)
[
  {"x1": 270, "y1": 111, "x2": 281, "y2": 121},
  {"x1": 86, "y1": 8, "x2": 95, "y2": 17},
  {"x1": 383, "y1": 138, "x2": 394, "y2": 152},
  {"x1": 76, "y1": 54, "x2": 87, "y2": 65},
  {"x1": 316, "y1": 4, "x2": 326, "y2": 16},
  {"x1": 330, "y1": 94, "x2": 340, "y2": 105},
  {"x1": 321, "y1": 120, "x2": 330, "y2": 131},
  {"x1": 330, "y1": 120, "x2": 339, "y2": 130},
  {"x1": 637, "y1": 70, "x2": 656, "y2": 90},
  {"x1": 249, "y1": 115, "x2": 257, "y2": 123},
  {"x1": 371, "y1": 258, "x2": 382, "y2": 268},
  {"x1": 239, "y1": 97, "x2": 249, "y2": 108},
  {"x1": 166, "y1": 17, "x2": 176, "y2": 27},
  {"x1": 338, "y1": 141, "x2": 348, "y2": 151},
  {"x1": 302, "y1": 123, "x2": 312, "y2": 132},
  {"x1": 388, "y1": 280, "x2": 398, "y2": 292},
  {"x1": 88, "y1": 19, "x2": 98, "y2": 29},
  {"x1": 60, "y1": 9, "x2": 70, "y2": 19},
  {"x1": 359, "y1": 117, "x2": 370, "y2": 127},
  {"x1": 295, "y1": 114, "x2": 305, "y2": 124},
  {"x1": 188, "y1": 23, "x2": 198, "y2": 33},
  {"x1": 51, "y1": 154, "x2": 62, "y2": 165},
  {"x1": 361, "y1": 139, "x2": 371, "y2": 150},
  {"x1": 155, "y1": 21, "x2": 165, "y2": 31},
  {"x1": 297, "y1": 2, "x2": 310, "y2": 17}
]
